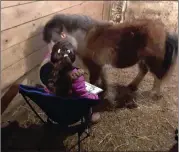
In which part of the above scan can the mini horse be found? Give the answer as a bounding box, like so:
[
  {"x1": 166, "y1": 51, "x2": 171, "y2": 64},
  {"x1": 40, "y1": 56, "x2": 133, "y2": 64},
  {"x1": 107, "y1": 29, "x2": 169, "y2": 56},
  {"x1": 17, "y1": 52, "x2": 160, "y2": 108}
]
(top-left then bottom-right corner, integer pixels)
[{"x1": 78, "y1": 19, "x2": 178, "y2": 104}]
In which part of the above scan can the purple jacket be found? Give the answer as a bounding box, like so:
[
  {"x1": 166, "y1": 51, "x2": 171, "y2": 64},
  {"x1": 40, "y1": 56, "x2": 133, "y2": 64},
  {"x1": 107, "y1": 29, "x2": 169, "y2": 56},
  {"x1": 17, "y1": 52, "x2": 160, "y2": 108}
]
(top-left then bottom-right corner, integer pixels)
[
  {"x1": 42, "y1": 66, "x2": 99, "y2": 100},
  {"x1": 71, "y1": 68, "x2": 99, "y2": 100}
]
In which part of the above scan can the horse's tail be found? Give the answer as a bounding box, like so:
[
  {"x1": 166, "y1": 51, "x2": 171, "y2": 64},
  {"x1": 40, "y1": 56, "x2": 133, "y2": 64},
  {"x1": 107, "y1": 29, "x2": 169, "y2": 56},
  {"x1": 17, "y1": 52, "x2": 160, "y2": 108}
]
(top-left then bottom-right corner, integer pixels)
[
  {"x1": 161, "y1": 33, "x2": 178, "y2": 82},
  {"x1": 1, "y1": 84, "x2": 19, "y2": 114},
  {"x1": 163, "y1": 33, "x2": 178, "y2": 71}
]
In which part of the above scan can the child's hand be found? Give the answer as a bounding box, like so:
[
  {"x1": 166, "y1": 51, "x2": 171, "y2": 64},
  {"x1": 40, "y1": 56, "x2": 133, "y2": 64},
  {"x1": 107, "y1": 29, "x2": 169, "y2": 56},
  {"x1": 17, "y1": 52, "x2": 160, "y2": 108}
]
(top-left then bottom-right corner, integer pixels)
[
  {"x1": 77, "y1": 69, "x2": 85, "y2": 76},
  {"x1": 70, "y1": 69, "x2": 85, "y2": 80}
]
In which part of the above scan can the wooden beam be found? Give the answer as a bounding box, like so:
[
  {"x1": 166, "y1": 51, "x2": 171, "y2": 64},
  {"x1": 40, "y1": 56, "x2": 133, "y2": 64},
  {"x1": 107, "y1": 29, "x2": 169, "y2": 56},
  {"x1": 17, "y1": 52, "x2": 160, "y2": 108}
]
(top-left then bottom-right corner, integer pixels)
[
  {"x1": 1, "y1": 1, "x2": 104, "y2": 51},
  {"x1": 102, "y1": 1, "x2": 112, "y2": 21},
  {"x1": 1, "y1": 46, "x2": 47, "y2": 90},
  {"x1": 2, "y1": 34, "x2": 46, "y2": 70},
  {"x1": 1, "y1": 1, "x2": 34, "y2": 9},
  {"x1": 1, "y1": 1, "x2": 83, "y2": 31},
  {"x1": 1, "y1": 1, "x2": 105, "y2": 91}
]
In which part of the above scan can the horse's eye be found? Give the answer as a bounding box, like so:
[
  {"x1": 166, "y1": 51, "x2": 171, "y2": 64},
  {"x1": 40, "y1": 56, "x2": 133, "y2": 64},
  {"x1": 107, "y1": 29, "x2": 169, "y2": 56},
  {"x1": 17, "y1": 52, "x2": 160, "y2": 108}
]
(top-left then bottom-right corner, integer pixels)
[
  {"x1": 58, "y1": 49, "x2": 61, "y2": 54},
  {"x1": 67, "y1": 49, "x2": 71, "y2": 54}
]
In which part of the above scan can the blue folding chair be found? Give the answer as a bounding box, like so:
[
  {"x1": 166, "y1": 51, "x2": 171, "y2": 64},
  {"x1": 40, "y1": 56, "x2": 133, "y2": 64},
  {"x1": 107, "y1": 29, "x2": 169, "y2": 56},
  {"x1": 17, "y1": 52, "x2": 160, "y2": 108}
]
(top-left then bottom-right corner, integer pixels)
[{"x1": 18, "y1": 84, "x2": 100, "y2": 151}]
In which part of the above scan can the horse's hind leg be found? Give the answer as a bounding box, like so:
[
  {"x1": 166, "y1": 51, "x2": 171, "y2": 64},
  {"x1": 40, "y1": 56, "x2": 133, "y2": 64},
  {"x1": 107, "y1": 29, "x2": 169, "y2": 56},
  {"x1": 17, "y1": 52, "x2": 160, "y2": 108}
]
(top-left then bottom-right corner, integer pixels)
[
  {"x1": 128, "y1": 61, "x2": 148, "y2": 91},
  {"x1": 151, "y1": 75, "x2": 162, "y2": 94},
  {"x1": 149, "y1": 75, "x2": 163, "y2": 100},
  {"x1": 149, "y1": 54, "x2": 177, "y2": 99}
]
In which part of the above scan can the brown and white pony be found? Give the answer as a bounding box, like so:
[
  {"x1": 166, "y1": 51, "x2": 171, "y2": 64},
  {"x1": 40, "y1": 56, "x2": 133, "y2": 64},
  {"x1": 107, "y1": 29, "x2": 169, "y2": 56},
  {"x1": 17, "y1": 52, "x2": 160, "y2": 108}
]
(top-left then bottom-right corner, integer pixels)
[{"x1": 78, "y1": 19, "x2": 178, "y2": 103}]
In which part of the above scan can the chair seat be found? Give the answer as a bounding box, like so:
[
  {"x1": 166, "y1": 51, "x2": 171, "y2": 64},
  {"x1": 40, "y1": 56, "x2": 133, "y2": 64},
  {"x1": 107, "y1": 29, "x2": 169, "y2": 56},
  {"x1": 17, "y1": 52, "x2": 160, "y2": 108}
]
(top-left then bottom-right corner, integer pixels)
[{"x1": 19, "y1": 84, "x2": 100, "y2": 125}]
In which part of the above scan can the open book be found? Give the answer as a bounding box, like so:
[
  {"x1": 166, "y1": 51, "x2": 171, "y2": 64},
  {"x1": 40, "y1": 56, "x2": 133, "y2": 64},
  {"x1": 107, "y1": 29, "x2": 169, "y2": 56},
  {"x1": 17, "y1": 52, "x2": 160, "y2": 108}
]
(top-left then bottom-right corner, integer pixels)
[{"x1": 85, "y1": 81, "x2": 103, "y2": 94}]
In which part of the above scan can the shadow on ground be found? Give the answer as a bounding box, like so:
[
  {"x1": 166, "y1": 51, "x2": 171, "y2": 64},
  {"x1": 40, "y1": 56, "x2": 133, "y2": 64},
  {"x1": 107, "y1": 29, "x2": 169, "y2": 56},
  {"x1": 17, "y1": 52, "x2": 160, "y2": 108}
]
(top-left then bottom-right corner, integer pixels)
[{"x1": 2, "y1": 120, "x2": 90, "y2": 151}]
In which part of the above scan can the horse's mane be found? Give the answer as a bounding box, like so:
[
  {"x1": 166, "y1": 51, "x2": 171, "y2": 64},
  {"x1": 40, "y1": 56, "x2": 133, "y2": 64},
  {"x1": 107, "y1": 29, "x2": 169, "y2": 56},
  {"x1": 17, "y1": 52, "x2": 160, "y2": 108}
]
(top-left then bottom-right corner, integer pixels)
[{"x1": 43, "y1": 14, "x2": 101, "y2": 43}]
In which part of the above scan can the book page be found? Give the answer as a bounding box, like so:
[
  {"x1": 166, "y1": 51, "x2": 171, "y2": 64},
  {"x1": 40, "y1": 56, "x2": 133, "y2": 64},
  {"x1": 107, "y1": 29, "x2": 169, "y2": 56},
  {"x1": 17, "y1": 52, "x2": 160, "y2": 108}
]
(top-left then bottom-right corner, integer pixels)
[{"x1": 85, "y1": 81, "x2": 103, "y2": 94}]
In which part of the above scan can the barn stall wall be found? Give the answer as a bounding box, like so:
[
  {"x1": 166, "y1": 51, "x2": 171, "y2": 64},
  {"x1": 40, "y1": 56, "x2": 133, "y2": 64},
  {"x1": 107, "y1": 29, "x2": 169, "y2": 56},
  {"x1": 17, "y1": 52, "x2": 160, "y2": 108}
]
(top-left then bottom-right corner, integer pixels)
[
  {"x1": 1, "y1": 1, "x2": 111, "y2": 92},
  {"x1": 1, "y1": 1, "x2": 111, "y2": 117},
  {"x1": 124, "y1": 1, "x2": 178, "y2": 33}
]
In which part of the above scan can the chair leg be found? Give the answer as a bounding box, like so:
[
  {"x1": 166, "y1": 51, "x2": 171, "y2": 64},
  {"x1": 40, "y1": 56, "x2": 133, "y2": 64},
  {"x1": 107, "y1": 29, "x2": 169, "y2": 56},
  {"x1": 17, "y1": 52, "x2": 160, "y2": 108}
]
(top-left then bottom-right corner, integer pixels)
[
  {"x1": 78, "y1": 131, "x2": 82, "y2": 152},
  {"x1": 86, "y1": 124, "x2": 91, "y2": 136},
  {"x1": 87, "y1": 108, "x2": 92, "y2": 135},
  {"x1": 47, "y1": 117, "x2": 53, "y2": 124},
  {"x1": 22, "y1": 94, "x2": 46, "y2": 124},
  {"x1": 76, "y1": 110, "x2": 93, "y2": 152}
]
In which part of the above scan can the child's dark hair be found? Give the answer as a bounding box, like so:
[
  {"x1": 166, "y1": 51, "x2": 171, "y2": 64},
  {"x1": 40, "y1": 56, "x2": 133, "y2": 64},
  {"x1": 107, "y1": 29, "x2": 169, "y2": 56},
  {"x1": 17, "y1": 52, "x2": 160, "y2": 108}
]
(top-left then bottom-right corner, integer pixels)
[{"x1": 47, "y1": 40, "x2": 76, "y2": 96}]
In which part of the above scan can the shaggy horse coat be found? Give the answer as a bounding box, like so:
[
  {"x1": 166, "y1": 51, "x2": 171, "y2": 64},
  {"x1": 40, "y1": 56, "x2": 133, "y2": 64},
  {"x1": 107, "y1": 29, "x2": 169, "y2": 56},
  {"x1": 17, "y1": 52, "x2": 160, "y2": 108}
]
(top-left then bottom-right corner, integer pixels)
[
  {"x1": 85, "y1": 19, "x2": 178, "y2": 87},
  {"x1": 43, "y1": 14, "x2": 111, "y2": 55},
  {"x1": 78, "y1": 19, "x2": 178, "y2": 104}
]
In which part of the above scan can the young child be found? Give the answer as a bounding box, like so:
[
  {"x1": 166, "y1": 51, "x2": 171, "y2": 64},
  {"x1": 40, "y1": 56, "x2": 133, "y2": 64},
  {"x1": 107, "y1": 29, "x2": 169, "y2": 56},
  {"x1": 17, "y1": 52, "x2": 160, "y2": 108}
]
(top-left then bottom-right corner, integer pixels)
[{"x1": 40, "y1": 38, "x2": 100, "y2": 123}]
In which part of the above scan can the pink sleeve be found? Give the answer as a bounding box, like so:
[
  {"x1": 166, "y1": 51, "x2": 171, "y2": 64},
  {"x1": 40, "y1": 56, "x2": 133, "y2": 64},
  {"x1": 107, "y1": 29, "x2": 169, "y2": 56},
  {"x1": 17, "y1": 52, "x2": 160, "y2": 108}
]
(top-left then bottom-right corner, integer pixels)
[{"x1": 72, "y1": 69, "x2": 99, "y2": 100}]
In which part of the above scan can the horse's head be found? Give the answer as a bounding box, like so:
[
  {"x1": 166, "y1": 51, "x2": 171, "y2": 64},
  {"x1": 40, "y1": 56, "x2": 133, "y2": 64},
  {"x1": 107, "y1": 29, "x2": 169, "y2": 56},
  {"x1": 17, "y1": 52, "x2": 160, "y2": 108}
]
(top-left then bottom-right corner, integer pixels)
[{"x1": 47, "y1": 25, "x2": 78, "y2": 54}]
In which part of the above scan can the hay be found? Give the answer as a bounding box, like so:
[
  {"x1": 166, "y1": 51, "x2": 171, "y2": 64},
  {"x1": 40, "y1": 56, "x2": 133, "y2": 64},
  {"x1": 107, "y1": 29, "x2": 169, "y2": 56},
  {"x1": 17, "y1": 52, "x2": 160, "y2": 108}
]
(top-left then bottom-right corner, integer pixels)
[{"x1": 2, "y1": 1, "x2": 178, "y2": 151}]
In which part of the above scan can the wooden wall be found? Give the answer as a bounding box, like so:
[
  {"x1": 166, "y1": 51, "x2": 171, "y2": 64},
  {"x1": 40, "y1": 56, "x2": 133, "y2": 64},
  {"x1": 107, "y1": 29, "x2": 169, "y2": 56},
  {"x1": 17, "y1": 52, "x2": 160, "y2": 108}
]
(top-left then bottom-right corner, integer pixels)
[{"x1": 1, "y1": 1, "x2": 111, "y2": 92}]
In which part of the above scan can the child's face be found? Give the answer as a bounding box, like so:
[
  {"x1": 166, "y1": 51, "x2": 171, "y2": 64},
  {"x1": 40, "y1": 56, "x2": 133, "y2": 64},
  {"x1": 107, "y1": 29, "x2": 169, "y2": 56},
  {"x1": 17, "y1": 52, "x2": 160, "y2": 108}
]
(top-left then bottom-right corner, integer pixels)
[{"x1": 51, "y1": 40, "x2": 76, "y2": 70}]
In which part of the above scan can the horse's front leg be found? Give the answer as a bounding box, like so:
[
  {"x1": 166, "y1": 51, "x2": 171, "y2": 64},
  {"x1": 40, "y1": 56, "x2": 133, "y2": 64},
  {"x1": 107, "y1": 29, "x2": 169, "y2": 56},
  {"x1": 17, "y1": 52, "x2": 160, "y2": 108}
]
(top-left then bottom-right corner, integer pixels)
[
  {"x1": 98, "y1": 64, "x2": 118, "y2": 107},
  {"x1": 128, "y1": 60, "x2": 148, "y2": 91}
]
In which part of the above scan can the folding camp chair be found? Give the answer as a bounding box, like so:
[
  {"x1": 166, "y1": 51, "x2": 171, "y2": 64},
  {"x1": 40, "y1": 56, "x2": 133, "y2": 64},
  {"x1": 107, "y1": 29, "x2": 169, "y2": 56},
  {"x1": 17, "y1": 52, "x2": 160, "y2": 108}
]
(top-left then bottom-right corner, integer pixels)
[{"x1": 19, "y1": 84, "x2": 100, "y2": 151}]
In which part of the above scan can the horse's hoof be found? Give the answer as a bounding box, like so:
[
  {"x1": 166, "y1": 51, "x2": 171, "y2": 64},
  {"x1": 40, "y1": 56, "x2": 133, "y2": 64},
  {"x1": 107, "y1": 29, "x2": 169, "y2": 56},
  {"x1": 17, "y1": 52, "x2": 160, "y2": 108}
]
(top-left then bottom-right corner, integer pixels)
[
  {"x1": 126, "y1": 101, "x2": 138, "y2": 109},
  {"x1": 128, "y1": 84, "x2": 138, "y2": 92},
  {"x1": 150, "y1": 91, "x2": 162, "y2": 100},
  {"x1": 175, "y1": 129, "x2": 178, "y2": 141},
  {"x1": 91, "y1": 112, "x2": 101, "y2": 124}
]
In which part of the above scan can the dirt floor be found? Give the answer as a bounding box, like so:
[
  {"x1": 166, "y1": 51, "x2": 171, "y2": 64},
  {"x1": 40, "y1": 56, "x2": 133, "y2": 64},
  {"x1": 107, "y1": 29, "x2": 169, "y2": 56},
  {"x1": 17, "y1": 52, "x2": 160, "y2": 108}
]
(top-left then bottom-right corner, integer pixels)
[{"x1": 2, "y1": 1, "x2": 178, "y2": 152}]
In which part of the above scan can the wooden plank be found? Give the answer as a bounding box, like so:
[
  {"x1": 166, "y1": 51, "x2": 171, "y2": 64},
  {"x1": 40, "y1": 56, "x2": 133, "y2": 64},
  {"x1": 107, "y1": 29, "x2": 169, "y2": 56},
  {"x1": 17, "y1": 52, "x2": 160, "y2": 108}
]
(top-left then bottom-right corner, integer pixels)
[
  {"x1": 1, "y1": 2, "x2": 85, "y2": 51},
  {"x1": 70, "y1": 1, "x2": 104, "y2": 20},
  {"x1": 1, "y1": 1, "x2": 83, "y2": 31},
  {"x1": 102, "y1": 1, "x2": 112, "y2": 21},
  {"x1": 1, "y1": 1, "x2": 103, "y2": 51},
  {"x1": 1, "y1": 46, "x2": 48, "y2": 90},
  {"x1": 1, "y1": 1, "x2": 104, "y2": 90},
  {"x1": 1, "y1": 16, "x2": 49, "y2": 51},
  {"x1": 2, "y1": 65, "x2": 41, "y2": 118},
  {"x1": 1, "y1": 65, "x2": 40, "y2": 96},
  {"x1": 2, "y1": 34, "x2": 46, "y2": 70},
  {"x1": 1, "y1": 1, "x2": 34, "y2": 9},
  {"x1": 1, "y1": 1, "x2": 103, "y2": 69}
]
